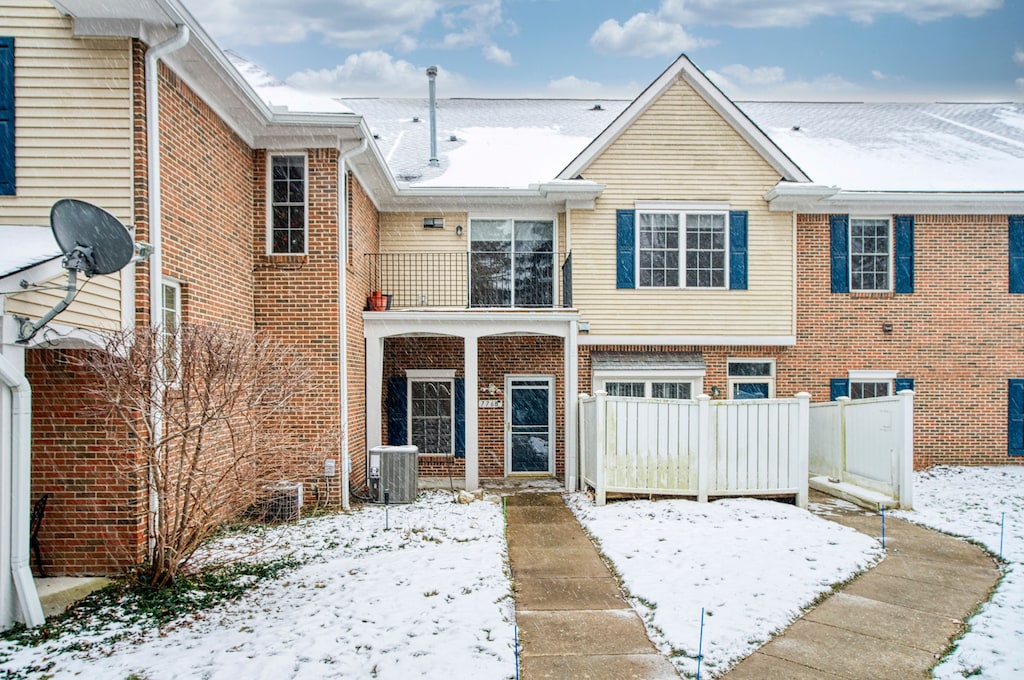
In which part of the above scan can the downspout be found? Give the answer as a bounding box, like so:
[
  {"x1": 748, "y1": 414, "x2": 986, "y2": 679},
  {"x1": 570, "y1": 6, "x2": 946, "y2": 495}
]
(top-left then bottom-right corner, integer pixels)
[
  {"x1": 337, "y1": 137, "x2": 368, "y2": 511},
  {"x1": 0, "y1": 354, "x2": 44, "y2": 627},
  {"x1": 144, "y1": 25, "x2": 190, "y2": 550}
]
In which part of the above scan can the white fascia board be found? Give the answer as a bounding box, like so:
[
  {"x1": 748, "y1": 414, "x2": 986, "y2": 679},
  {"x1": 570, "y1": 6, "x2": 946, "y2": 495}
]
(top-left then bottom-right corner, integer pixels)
[
  {"x1": 559, "y1": 54, "x2": 809, "y2": 183},
  {"x1": 0, "y1": 258, "x2": 63, "y2": 288},
  {"x1": 378, "y1": 183, "x2": 603, "y2": 213},
  {"x1": 768, "y1": 186, "x2": 1024, "y2": 215},
  {"x1": 363, "y1": 311, "x2": 580, "y2": 341},
  {"x1": 579, "y1": 334, "x2": 797, "y2": 347}
]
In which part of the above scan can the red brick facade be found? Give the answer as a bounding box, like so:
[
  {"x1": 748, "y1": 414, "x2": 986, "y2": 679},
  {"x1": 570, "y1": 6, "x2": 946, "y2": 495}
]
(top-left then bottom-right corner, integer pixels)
[
  {"x1": 27, "y1": 349, "x2": 146, "y2": 576},
  {"x1": 382, "y1": 336, "x2": 566, "y2": 479},
  {"x1": 786, "y1": 213, "x2": 1024, "y2": 468}
]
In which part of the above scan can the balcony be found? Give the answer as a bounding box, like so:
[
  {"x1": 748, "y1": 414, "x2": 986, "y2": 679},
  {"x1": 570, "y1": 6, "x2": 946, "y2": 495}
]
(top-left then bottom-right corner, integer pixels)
[{"x1": 366, "y1": 251, "x2": 573, "y2": 309}]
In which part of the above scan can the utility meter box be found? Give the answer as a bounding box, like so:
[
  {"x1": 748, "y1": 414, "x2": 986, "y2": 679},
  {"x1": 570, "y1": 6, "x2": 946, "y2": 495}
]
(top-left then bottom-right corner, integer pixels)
[{"x1": 368, "y1": 445, "x2": 418, "y2": 504}]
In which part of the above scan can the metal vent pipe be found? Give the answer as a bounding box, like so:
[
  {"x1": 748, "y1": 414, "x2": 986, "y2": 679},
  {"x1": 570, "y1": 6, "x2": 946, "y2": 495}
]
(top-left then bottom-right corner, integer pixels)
[{"x1": 427, "y1": 66, "x2": 439, "y2": 167}]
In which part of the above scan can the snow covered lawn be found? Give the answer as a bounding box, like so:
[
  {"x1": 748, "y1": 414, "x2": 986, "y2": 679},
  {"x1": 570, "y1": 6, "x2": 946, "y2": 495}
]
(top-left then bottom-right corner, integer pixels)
[
  {"x1": 894, "y1": 466, "x2": 1024, "y2": 679},
  {"x1": 567, "y1": 493, "x2": 883, "y2": 679},
  {"x1": 0, "y1": 492, "x2": 515, "y2": 680}
]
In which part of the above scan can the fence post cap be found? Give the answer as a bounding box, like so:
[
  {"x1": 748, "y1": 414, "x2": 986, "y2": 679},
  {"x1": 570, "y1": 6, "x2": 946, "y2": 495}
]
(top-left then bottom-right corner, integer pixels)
[
  {"x1": 696, "y1": 394, "x2": 711, "y2": 402},
  {"x1": 578, "y1": 392, "x2": 590, "y2": 400},
  {"x1": 795, "y1": 391, "x2": 811, "y2": 400},
  {"x1": 836, "y1": 396, "x2": 851, "y2": 403},
  {"x1": 897, "y1": 389, "x2": 915, "y2": 396},
  {"x1": 595, "y1": 390, "x2": 608, "y2": 397}
]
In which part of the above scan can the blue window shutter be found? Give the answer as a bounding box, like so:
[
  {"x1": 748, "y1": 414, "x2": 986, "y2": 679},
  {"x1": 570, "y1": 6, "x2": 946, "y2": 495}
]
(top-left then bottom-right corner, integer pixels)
[
  {"x1": 830, "y1": 215, "x2": 849, "y2": 294},
  {"x1": 1009, "y1": 379, "x2": 1024, "y2": 456},
  {"x1": 894, "y1": 215, "x2": 914, "y2": 294},
  {"x1": 454, "y1": 378, "x2": 465, "y2": 458},
  {"x1": 830, "y1": 378, "x2": 849, "y2": 401},
  {"x1": 0, "y1": 37, "x2": 14, "y2": 196},
  {"x1": 616, "y1": 209, "x2": 635, "y2": 289},
  {"x1": 386, "y1": 376, "x2": 407, "y2": 446},
  {"x1": 729, "y1": 210, "x2": 748, "y2": 290},
  {"x1": 894, "y1": 377, "x2": 914, "y2": 392},
  {"x1": 1010, "y1": 216, "x2": 1024, "y2": 294}
]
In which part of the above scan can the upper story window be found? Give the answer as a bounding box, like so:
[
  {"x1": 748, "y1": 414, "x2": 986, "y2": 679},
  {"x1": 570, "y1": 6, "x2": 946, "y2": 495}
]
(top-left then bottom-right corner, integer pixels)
[
  {"x1": 0, "y1": 37, "x2": 15, "y2": 196},
  {"x1": 850, "y1": 218, "x2": 891, "y2": 292},
  {"x1": 269, "y1": 154, "x2": 306, "y2": 254},
  {"x1": 831, "y1": 215, "x2": 913, "y2": 294},
  {"x1": 617, "y1": 205, "x2": 747, "y2": 291},
  {"x1": 638, "y1": 211, "x2": 727, "y2": 288},
  {"x1": 470, "y1": 218, "x2": 554, "y2": 307}
]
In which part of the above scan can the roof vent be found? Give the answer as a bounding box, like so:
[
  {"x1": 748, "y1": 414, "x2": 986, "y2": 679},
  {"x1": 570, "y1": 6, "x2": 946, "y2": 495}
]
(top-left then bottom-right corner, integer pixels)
[
  {"x1": 591, "y1": 104, "x2": 604, "y2": 111},
  {"x1": 449, "y1": 135, "x2": 457, "y2": 142},
  {"x1": 791, "y1": 125, "x2": 801, "y2": 131},
  {"x1": 412, "y1": 116, "x2": 421, "y2": 123}
]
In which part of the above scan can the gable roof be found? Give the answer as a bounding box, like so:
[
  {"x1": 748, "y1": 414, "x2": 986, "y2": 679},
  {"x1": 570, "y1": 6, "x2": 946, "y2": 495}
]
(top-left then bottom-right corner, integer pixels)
[{"x1": 558, "y1": 54, "x2": 810, "y2": 183}]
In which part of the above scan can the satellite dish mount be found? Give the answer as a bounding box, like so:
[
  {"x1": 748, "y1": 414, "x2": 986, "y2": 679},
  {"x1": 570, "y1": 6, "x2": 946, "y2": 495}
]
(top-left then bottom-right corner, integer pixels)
[{"x1": 18, "y1": 199, "x2": 138, "y2": 344}]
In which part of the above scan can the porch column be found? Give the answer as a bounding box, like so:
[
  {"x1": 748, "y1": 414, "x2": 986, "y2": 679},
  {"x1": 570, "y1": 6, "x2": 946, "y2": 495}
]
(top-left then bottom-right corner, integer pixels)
[
  {"x1": 365, "y1": 334, "x2": 384, "y2": 451},
  {"x1": 464, "y1": 334, "x2": 479, "y2": 491},
  {"x1": 564, "y1": 322, "x2": 578, "y2": 491}
]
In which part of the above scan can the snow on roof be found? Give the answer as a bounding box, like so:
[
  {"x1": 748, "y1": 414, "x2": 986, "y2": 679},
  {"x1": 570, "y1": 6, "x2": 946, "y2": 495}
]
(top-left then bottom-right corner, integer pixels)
[
  {"x1": 339, "y1": 98, "x2": 629, "y2": 189},
  {"x1": 225, "y1": 51, "x2": 355, "y2": 115},
  {"x1": 739, "y1": 102, "x2": 1024, "y2": 192},
  {"x1": 0, "y1": 225, "x2": 62, "y2": 279}
]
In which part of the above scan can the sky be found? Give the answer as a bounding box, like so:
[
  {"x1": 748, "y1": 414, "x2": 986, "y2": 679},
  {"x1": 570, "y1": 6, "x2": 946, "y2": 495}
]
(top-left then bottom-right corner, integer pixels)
[{"x1": 180, "y1": 0, "x2": 1024, "y2": 102}]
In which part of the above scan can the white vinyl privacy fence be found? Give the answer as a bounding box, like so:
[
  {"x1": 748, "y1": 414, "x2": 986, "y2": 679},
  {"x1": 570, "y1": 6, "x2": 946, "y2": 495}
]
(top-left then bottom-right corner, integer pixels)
[
  {"x1": 579, "y1": 392, "x2": 810, "y2": 507},
  {"x1": 808, "y1": 391, "x2": 914, "y2": 509}
]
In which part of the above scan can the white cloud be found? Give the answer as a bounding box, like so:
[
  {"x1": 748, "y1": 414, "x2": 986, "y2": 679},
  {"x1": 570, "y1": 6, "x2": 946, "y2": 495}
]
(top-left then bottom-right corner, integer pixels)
[
  {"x1": 590, "y1": 12, "x2": 713, "y2": 57},
  {"x1": 707, "y1": 65, "x2": 864, "y2": 100},
  {"x1": 1015, "y1": 48, "x2": 1024, "y2": 65},
  {"x1": 287, "y1": 51, "x2": 469, "y2": 97},
  {"x1": 181, "y1": 0, "x2": 514, "y2": 50},
  {"x1": 658, "y1": 0, "x2": 1002, "y2": 27},
  {"x1": 1017, "y1": 78, "x2": 1024, "y2": 90},
  {"x1": 483, "y1": 45, "x2": 513, "y2": 66},
  {"x1": 720, "y1": 64, "x2": 785, "y2": 86},
  {"x1": 544, "y1": 75, "x2": 642, "y2": 99}
]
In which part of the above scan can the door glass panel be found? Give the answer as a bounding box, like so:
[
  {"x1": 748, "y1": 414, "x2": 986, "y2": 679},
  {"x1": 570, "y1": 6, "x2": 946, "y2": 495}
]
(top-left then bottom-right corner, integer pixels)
[
  {"x1": 732, "y1": 382, "x2": 770, "y2": 399},
  {"x1": 514, "y1": 221, "x2": 553, "y2": 307},
  {"x1": 510, "y1": 383, "x2": 550, "y2": 473},
  {"x1": 470, "y1": 220, "x2": 512, "y2": 307}
]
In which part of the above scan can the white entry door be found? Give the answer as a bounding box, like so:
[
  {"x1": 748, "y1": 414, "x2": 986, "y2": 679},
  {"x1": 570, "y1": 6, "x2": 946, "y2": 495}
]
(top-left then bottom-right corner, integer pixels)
[{"x1": 505, "y1": 376, "x2": 554, "y2": 475}]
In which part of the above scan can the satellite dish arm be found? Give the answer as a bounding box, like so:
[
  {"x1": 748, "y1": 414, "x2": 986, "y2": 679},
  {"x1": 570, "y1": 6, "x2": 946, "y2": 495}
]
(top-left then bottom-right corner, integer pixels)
[{"x1": 16, "y1": 269, "x2": 78, "y2": 344}]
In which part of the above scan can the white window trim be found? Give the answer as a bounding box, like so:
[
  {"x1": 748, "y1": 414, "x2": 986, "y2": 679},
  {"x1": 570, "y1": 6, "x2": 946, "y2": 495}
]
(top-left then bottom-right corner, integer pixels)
[
  {"x1": 635, "y1": 209, "x2": 731, "y2": 290},
  {"x1": 594, "y1": 369, "x2": 705, "y2": 398},
  {"x1": 405, "y1": 371, "x2": 456, "y2": 456},
  {"x1": 160, "y1": 278, "x2": 182, "y2": 383},
  {"x1": 726, "y1": 358, "x2": 776, "y2": 399},
  {"x1": 266, "y1": 152, "x2": 309, "y2": 256},
  {"x1": 849, "y1": 216, "x2": 893, "y2": 293},
  {"x1": 848, "y1": 369, "x2": 897, "y2": 398}
]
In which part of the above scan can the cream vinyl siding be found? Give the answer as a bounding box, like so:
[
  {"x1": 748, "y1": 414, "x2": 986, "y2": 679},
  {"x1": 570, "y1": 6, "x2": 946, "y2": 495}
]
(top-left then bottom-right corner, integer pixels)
[
  {"x1": 0, "y1": 0, "x2": 133, "y2": 224},
  {"x1": 5, "y1": 267, "x2": 122, "y2": 332},
  {"x1": 1, "y1": 0, "x2": 131, "y2": 332},
  {"x1": 570, "y1": 76, "x2": 794, "y2": 338},
  {"x1": 379, "y1": 212, "x2": 469, "y2": 253}
]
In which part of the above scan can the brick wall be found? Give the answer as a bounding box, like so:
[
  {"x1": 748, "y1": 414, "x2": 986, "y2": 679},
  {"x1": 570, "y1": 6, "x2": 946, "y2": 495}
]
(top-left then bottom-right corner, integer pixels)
[
  {"x1": 787, "y1": 214, "x2": 1024, "y2": 468},
  {"x1": 345, "y1": 171, "x2": 379, "y2": 485},
  {"x1": 382, "y1": 335, "x2": 566, "y2": 479},
  {"x1": 28, "y1": 349, "x2": 147, "y2": 575}
]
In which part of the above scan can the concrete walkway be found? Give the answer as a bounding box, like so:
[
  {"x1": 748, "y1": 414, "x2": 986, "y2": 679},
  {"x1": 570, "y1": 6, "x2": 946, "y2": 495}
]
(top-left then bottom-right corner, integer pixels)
[
  {"x1": 725, "y1": 493, "x2": 1001, "y2": 679},
  {"x1": 505, "y1": 492, "x2": 679, "y2": 679}
]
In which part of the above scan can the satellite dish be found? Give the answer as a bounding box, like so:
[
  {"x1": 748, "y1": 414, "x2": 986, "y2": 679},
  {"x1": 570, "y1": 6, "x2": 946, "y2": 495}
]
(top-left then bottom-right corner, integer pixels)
[{"x1": 50, "y1": 199, "x2": 134, "y2": 277}]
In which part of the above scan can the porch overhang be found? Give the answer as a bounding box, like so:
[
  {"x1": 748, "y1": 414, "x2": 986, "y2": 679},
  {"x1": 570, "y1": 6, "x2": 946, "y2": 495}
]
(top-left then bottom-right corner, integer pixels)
[
  {"x1": 765, "y1": 181, "x2": 1024, "y2": 215},
  {"x1": 363, "y1": 310, "x2": 581, "y2": 340}
]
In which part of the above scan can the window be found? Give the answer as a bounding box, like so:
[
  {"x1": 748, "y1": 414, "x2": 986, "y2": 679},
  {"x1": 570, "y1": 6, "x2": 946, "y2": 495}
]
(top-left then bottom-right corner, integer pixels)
[
  {"x1": 160, "y1": 280, "x2": 181, "y2": 380},
  {"x1": 727, "y1": 359, "x2": 774, "y2": 399},
  {"x1": 0, "y1": 37, "x2": 14, "y2": 196},
  {"x1": 409, "y1": 379, "x2": 454, "y2": 455},
  {"x1": 269, "y1": 154, "x2": 306, "y2": 254},
  {"x1": 605, "y1": 382, "x2": 645, "y2": 397},
  {"x1": 850, "y1": 218, "x2": 891, "y2": 291},
  {"x1": 848, "y1": 370, "x2": 895, "y2": 400},
  {"x1": 638, "y1": 211, "x2": 726, "y2": 288},
  {"x1": 600, "y1": 378, "x2": 698, "y2": 400}
]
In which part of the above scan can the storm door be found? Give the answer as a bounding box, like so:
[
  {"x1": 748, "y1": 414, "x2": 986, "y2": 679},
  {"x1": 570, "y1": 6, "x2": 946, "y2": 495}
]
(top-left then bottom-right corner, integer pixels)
[{"x1": 506, "y1": 376, "x2": 554, "y2": 475}]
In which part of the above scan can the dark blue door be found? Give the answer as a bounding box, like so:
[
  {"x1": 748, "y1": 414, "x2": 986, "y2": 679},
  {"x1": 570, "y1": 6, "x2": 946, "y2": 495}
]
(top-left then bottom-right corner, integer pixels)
[{"x1": 509, "y1": 378, "x2": 552, "y2": 473}]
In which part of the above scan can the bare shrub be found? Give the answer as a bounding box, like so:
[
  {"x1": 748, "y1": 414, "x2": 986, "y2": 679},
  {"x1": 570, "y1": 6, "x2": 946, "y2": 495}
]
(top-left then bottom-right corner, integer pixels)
[{"x1": 81, "y1": 324, "x2": 318, "y2": 588}]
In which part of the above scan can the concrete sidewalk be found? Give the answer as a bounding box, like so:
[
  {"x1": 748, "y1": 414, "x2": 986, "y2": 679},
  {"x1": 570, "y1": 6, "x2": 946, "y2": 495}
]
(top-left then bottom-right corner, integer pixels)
[
  {"x1": 505, "y1": 492, "x2": 679, "y2": 679},
  {"x1": 724, "y1": 493, "x2": 1001, "y2": 679}
]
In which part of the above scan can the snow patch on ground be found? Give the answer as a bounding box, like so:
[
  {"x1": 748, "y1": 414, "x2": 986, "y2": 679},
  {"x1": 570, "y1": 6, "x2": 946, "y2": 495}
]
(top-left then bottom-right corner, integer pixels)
[
  {"x1": 567, "y1": 494, "x2": 882, "y2": 678},
  {"x1": 0, "y1": 492, "x2": 515, "y2": 680},
  {"x1": 894, "y1": 466, "x2": 1024, "y2": 679}
]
